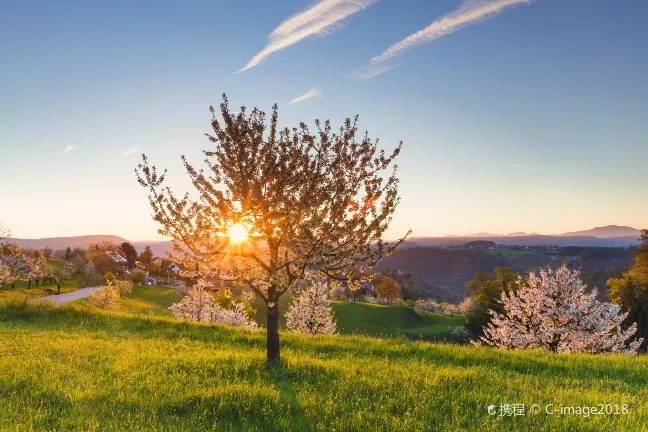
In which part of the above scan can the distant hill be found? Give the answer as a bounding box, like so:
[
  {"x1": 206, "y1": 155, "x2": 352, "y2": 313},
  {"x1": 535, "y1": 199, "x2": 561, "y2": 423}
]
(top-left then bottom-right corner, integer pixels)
[
  {"x1": 132, "y1": 241, "x2": 174, "y2": 257},
  {"x1": 407, "y1": 235, "x2": 639, "y2": 248},
  {"x1": 424, "y1": 225, "x2": 642, "y2": 246},
  {"x1": 559, "y1": 225, "x2": 641, "y2": 238},
  {"x1": 9, "y1": 235, "x2": 130, "y2": 250},
  {"x1": 9, "y1": 235, "x2": 175, "y2": 258}
]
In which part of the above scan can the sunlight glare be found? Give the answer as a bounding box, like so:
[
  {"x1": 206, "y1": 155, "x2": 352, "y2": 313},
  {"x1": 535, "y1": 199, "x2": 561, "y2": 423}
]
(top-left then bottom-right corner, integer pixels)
[{"x1": 227, "y1": 223, "x2": 248, "y2": 244}]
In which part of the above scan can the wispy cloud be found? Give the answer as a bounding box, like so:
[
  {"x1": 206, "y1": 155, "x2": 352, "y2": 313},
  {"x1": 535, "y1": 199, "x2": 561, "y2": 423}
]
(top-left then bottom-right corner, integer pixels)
[
  {"x1": 239, "y1": 0, "x2": 377, "y2": 72},
  {"x1": 371, "y1": 0, "x2": 533, "y2": 64},
  {"x1": 350, "y1": 62, "x2": 403, "y2": 80},
  {"x1": 287, "y1": 88, "x2": 322, "y2": 105},
  {"x1": 121, "y1": 146, "x2": 140, "y2": 157},
  {"x1": 63, "y1": 145, "x2": 76, "y2": 153}
]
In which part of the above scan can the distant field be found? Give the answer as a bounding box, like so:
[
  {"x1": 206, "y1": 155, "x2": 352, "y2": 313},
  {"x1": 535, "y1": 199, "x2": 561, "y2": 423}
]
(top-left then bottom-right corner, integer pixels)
[
  {"x1": 0, "y1": 302, "x2": 645, "y2": 431},
  {"x1": 487, "y1": 249, "x2": 537, "y2": 256},
  {"x1": 253, "y1": 295, "x2": 466, "y2": 341}
]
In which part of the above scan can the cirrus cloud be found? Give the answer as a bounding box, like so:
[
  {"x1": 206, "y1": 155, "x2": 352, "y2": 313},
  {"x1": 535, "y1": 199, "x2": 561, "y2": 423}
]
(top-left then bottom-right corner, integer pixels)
[
  {"x1": 287, "y1": 88, "x2": 322, "y2": 105},
  {"x1": 121, "y1": 146, "x2": 140, "y2": 157},
  {"x1": 371, "y1": 0, "x2": 534, "y2": 64},
  {"x1": 239, "y1": 0, "x2": 378, "y2": 72}
]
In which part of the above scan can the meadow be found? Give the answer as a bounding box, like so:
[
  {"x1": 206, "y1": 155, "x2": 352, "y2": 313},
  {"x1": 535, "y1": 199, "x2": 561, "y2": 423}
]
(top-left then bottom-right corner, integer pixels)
[{"x1": 0, "y1": 298, "x2": 647, "y2": 431}]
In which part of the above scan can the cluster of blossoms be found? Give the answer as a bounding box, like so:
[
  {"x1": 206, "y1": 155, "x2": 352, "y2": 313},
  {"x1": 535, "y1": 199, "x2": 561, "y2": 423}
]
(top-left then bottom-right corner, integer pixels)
[
  {"x1": 414, "y1": 299, "x2": 441, "y2": 313},
  {"x1": 170, "y1": 284, "x2": 257, "y2": 329},
  {"x1": 89, "y1": 286, "x2": 120, "y2": 310},
  {"x1": 481, "y1": 265, "x2": 643, "y2": 354},
  {"x1": 286, "y1": 282, "x2": 336, "y2": 335},
  {"x1": 365, "y1": 295, "x2": 379, "y2": 304}
]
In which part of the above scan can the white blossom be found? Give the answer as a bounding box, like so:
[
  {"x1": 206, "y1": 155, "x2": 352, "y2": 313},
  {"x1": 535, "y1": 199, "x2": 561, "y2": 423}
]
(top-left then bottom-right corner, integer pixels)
[
  {"x1": 170, "y1": 284, "x2": 257, "y2": 329},
  {"x1": 89, "y1": 286, "x2": 120, "y2": 310},
  {"x1": 286, "y1": 282, "x2": 336, "y2": 335},
  {"x1": 458, "y1": 297, "x2": 477, "y2": 315},
  {"x1": 414, "y1": 299, "x2": 441, "y2": 313},
  {"x1": 481, "y1": 264, "x2": 643, "y2": 355}
]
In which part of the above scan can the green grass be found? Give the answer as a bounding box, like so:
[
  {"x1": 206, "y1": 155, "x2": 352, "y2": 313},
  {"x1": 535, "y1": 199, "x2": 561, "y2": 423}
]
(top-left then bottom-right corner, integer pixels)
[
  {"x1": 253, "y1": 296, "x2": 466, "y2": 341},
  {"x1": 77, "y1": 284, "x2": 185, "y2": 317},
  {"x1": 0, "y1": 301, "x2": 646, "y2": 431}
]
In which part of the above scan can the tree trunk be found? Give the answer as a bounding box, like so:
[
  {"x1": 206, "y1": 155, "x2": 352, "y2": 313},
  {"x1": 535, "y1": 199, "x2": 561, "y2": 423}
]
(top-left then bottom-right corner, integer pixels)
[
  {"x1": 36, "y1": 279, "x2": 40, "y2": 286},
  {"x1": 28, "y1": 279, "x2": 32, "y2": 289},
  {"x1": 266, "y1": 303, "x2": 281, "y2": 364},
  {"x1": 57, "y1": 284, "x2": 61, "y2": 295},
  {"x1": 12, "y1": 282, "x2": 15, "y2": 289}
]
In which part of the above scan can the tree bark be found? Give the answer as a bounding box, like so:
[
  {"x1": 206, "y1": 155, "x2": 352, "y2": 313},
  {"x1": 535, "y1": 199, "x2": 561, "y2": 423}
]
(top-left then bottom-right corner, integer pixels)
[
  {"x1": 57, "y1": 283, "x2": 61, "y2": 295},
  {"x1": 266, "y1": 303, "x2": 281, "y2": 364},
  {"x1": 28, "y1": 279, "x2": 32, "y2": 289}
]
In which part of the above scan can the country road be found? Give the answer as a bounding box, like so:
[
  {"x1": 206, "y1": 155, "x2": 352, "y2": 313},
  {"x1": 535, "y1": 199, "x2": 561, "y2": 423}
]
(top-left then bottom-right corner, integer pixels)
[{"x1": 37, "y1": 286, "x2": 102, "y2": 305}]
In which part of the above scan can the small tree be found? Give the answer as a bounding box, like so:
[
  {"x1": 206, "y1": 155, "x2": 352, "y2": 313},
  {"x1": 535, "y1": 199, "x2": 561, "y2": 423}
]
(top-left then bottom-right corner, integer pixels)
[
  {"x1": 119, "y1": 242, "x2": 138, "y2": 269},
  {"x1": 441, "y1": 303, "x2": 460, "y2": 318},
  {"x1": 414, "y1": 298, "x2": 441, "y2": 314},
  {"x1": 458, "y1": 297, "x2": 477, "y2": 316},
  {"x1": 137, "y1": 95, "x2": 408, "y2": 363},
  {"x1": 375, "y1": 276, "x2": 401, "y2": 304},
  {"x1": 114, "y1": 279, "x2": 134, "y2": 298},
  {"x1": 139, "y1": 246, "x2": 154, "y2": 270},
  {"x1": 170, "y1": 284, "x2": 256, "y2": 328},
  {"x1": 482, "y1": 264, "x2": 643, "y2": 354},
  {"x1": 42, "y1": 245, "x2": 55, "y2": 260},
  {"x1": 53, "y1": 260, "x2": 76, "y2": 294},
  {"x1": 90, "y1": 286, "x2": 120, "y2": 310},
  {"x1": 286, "y1": 282, "x2": 336, "y2": 335},
  {"x1": 0, "y1": 262, "x2": 12, "y2": 289}
]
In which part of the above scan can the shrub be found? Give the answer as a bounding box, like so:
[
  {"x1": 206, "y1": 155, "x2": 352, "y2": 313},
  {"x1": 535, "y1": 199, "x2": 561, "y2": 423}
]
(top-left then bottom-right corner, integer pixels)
[
  {"x1": 89, "y1": 286, "x2": 120, "y2": 310},
  {"x1": 286, "y1": 282, "x2": 336, "y2": 335},
  {"x1": 327, "y1": 285, "x2": 347, "y2": 301},
  {"x1": 170, "y1": 284, "x2": 257, "y2": 329},
  {"x1": 131, "y1": 270, "x2": 146, "y2": 284},
  {"x1": 449, "y1": 325, "x2": 472, "y2": 343},
  {"x1": 113, "y1": 280, "x2": 133, "y2": 298}
]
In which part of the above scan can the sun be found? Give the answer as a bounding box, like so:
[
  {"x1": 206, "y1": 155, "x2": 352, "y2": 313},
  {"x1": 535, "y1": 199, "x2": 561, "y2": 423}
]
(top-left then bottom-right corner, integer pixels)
[{"x1": 227, "y1": 223, "x2": 249, "y2": 244}]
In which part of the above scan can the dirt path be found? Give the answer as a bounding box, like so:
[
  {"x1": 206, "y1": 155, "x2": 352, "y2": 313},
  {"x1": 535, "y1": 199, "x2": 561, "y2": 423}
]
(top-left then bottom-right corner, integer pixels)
[{"x1": 37, "y1": 286, "x2": 102, "y2": 305}]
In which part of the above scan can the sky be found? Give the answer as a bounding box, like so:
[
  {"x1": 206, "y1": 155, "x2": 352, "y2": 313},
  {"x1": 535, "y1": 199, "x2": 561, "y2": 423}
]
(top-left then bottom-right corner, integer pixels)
[{"x1": 1, "y1": 0, "x2": 647, "y2": 241}]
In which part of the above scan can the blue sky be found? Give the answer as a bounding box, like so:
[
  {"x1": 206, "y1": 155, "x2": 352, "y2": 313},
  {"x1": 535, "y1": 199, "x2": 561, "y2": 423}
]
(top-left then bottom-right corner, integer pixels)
[{"x1": 1, "y1": 0, "x2": 647, "y2": 241}]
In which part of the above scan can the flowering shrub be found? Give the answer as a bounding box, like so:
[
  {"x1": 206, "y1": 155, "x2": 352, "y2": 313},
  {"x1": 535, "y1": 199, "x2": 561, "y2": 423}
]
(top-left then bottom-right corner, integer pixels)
[
  {"x1": 449, "y1": 325, "x2": 472, "y2": 343},
  {"x1": 114, "y1": 280, "x2": 133, "y2": 298},
  {"x1": 481, "y1": 264, "x2": 643, "y2": 354},
  {"x1": 458, "y1": 297, "x2": 477, "y2": 315},
  {"x1": 286, "y1": 282, "x2": 336, "y2": 335},
  {"x1": 327, "y1": 285, "x2": 347, "y2": 300},
  {"x1": 414, "y1": 299, "x2": 441, "y2": 313},
  {"x1": 365, "y1": 295, "x2": 379, "y2": 304},
  {"x1": 89, "y1": 286, "x2": 120, "y2": 310},
  {"x1": 170, "y1": 284, "x2": 257, "y2": 329},
  {"x1": 441, "y1": 303, "x2": 460, "y2": 317}
]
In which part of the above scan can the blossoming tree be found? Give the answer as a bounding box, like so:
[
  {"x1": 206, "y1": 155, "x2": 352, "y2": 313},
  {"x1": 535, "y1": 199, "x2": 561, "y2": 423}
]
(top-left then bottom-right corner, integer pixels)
[
  {"x1": 137, "y1": 95, "x2": 408, "y2": 363},
  {"x1": 170, "y1": 284, "x2": 257, "y2": 329},
  {"x1": 286, "y1": 282, "x2": 336, "y2": 335},
  {"x1": 481, "y1": 264, "x2": 643, "y2": 354},
  {"x1": 90, "y1": 286, "x2": 120, "y2": 310}
]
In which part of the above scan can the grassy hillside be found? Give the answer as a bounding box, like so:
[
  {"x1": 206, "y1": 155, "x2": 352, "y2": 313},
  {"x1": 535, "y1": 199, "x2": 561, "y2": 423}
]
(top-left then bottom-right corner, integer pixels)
[
  {"x1": 253, "y1": 296, "x2": 466, "y2": 341},
  {"x1": 0, "y1": 301, "x2": 645, "y2": 431}
]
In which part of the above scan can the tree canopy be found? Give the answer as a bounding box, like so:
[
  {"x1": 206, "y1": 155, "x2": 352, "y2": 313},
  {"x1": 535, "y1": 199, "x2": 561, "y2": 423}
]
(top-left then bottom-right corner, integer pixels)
[{"x1": 136, "y1": 95, "x2": 408, "y2": 363}]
